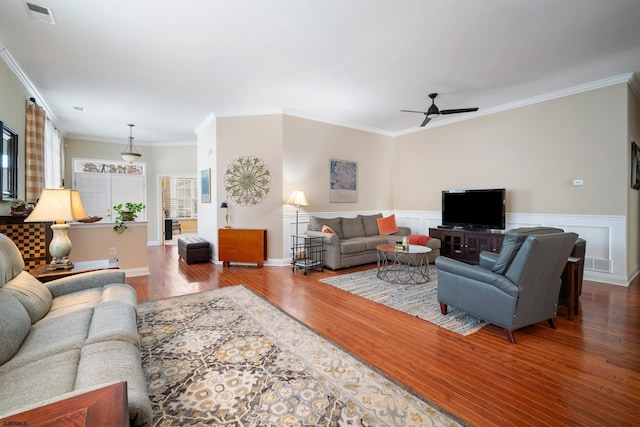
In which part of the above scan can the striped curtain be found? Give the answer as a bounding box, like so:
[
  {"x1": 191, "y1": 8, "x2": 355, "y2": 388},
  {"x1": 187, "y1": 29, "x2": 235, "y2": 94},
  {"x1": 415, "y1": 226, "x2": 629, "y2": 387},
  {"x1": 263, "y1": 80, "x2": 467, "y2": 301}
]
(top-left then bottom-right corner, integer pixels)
[{"x1": 25, "y1": 102, "x2": 46, "y2": 202}]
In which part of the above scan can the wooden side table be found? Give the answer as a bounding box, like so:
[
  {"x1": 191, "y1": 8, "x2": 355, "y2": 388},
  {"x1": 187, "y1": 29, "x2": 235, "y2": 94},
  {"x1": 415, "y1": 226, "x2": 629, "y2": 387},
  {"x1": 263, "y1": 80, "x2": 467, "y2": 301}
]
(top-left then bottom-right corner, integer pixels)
[
  {"x1": 561, "y1": 256, "x2": 583, "y2": 320},
  {"x1": 32, "y1": 258, "x2": 120, "y2": 283},
  {"x1": 0, "y1": 381, "x2": 129, "y2": 427},
  {"x1": 218, "y1": 228, "x2": 267, "y2": 267}
]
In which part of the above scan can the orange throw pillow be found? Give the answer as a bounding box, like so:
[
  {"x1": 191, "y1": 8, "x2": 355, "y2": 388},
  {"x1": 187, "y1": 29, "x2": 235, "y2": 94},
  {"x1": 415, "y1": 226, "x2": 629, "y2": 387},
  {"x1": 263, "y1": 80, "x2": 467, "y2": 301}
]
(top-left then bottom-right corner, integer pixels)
[
  {"x1": 377, "y1": 214, "x2": 399, "y2": 236},
  {"x1": 322, "y1": 225, "x2": 336, "y2": 234},
  {"x1": 409, "y1": 234, "x2": 431, "y2": 246}
]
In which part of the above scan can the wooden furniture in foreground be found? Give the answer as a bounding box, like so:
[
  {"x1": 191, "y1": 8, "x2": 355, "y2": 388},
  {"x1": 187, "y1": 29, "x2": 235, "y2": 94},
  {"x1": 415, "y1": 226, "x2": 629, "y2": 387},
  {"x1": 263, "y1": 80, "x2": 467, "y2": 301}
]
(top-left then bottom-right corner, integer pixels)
[
  {"x1": 219, "y1": 228, "x2": 267, "y2": 267},
  {"x1": 32, "y1": 258, "x2": 120, "y2": 283},
  {"x1": 429, "y1": 227, "x2": 505, "y2": 264},
  {"x1": 0, "y1": 381, "x2": 129, "y2": 427}
]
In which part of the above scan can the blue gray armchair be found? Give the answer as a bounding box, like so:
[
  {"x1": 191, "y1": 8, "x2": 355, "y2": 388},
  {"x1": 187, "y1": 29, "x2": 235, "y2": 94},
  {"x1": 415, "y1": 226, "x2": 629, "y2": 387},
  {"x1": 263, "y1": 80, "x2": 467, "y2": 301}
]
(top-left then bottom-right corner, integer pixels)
[{"x1": 435, "y1": 227, "x2": 578, "y2": 343}]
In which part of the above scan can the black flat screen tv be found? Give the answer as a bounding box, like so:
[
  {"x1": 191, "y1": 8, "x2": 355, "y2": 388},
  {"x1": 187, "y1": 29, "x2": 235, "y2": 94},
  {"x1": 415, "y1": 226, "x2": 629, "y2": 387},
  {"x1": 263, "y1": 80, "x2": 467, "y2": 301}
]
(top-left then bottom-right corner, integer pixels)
[{"x1": 441, "y1": 188, "x2": 506, "y2": 230}]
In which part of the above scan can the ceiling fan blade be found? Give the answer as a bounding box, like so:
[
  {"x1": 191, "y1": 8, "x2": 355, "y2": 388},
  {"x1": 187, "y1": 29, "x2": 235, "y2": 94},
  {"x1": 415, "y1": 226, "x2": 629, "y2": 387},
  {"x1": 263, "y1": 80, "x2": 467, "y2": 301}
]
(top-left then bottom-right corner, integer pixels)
[
  {"x1": 420, "y1": 116, "x2": 432, "y2": 127},
  {"x1": 400, "y1": 109, "x2": 428, "y2": 114},
  {"x1": 440, "y1": 108, "x2": 479, "y2": 115}
]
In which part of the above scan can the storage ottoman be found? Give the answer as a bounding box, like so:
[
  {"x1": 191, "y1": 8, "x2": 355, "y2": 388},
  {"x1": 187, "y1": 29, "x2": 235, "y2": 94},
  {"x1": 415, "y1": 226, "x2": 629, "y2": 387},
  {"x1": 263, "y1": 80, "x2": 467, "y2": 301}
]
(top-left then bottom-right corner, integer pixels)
[{"x1": 178, "y1": 237, "x2": 211, "y2": 264}]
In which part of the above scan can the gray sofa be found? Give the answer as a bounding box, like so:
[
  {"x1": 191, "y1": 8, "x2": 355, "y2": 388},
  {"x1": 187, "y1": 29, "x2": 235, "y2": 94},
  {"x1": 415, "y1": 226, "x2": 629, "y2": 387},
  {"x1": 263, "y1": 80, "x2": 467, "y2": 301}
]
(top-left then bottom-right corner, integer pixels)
[
  {"x1": 305, "y1": 213, "x2": 441, "y2": 270},
  {"x1": 0, "y1": 233, "x2": 152, "y2": 426}
]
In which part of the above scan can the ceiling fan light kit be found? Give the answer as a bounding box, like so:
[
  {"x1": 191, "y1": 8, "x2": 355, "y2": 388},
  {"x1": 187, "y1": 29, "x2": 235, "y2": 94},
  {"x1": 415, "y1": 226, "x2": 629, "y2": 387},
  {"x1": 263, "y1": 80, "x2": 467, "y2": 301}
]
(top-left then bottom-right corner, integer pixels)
[{"x1": 401, "y1": 92, "x2": 479, "y2": 127}]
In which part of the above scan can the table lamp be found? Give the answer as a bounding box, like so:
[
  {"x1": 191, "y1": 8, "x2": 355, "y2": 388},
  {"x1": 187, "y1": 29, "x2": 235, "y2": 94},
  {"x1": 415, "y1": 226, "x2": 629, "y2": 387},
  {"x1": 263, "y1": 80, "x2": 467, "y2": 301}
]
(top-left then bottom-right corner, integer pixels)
[
  {"x1": 25, "y1": 188, "x2": 89, "y2": 270},
  {"x1": 220, "y1": 201, "x2": 230, "y2": 228},
  {"x1": 285, "y1": 190, "x2": 309, "y2": 237}
]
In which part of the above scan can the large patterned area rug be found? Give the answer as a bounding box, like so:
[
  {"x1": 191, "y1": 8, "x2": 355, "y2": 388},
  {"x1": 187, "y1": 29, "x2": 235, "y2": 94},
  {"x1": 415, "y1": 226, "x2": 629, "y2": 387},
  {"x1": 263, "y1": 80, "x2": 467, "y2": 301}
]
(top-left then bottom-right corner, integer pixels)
[
  {"x1": 320, "y1": 267, "x2": 486, "y2": 336},
  {"x1": 137, "y1": 285, "x2": 466, "y2": 426}
]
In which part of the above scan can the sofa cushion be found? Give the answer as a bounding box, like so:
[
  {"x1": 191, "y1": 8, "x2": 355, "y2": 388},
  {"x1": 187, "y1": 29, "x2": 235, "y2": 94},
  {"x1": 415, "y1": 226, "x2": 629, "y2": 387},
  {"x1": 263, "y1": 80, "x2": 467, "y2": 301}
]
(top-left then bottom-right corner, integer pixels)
[
  {"x1": 492, "y1": 227, "x2": 564, "y2": 274},
  {"x1": 364, "y1": 237, "x2": 389, "y2": 251},
  {"x1": 0, "y1": 290, "x2": 31, "y2": 365},
  {"x1": 359, "y1": 213, "x2": 383, "y2": 236},
  {"x1": 0, "y1": 350, "x2": 80, "y2": 416},
  {"x1": 342, "y1": 217, "x2": 366, "y2": 239},
  {"x1": 4, "y1": 271, "x2": 52, "y2": 324},
  {"x1": 340, "y1": 239, "x2": 367, "y2": 254},
  {"x1": 377, "y1": 214, "x2": 399, "y2": 236},
  {"x1": 86, "y1": 302, "x2": 140, "y2": 348},
  {"x1": 0, "y1": 308, "x2": 92, "y2": 372},
  {"x1": 309, "y1": 216, "x2": 344, "y2": 238},
  {"x1": 0, "y1": 234, "x2": 26, "y2": 287},
  {"x1": 76, "y1": 341, "x2": 153, "y2": 427}
]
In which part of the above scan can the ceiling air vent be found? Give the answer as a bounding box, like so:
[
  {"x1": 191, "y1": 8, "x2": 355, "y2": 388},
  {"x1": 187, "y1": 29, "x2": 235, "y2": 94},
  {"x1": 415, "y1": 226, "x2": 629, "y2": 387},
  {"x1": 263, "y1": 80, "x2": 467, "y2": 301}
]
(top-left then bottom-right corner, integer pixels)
[{"x1": 24, "y1": 2, "x2": 56, "y2": 25}]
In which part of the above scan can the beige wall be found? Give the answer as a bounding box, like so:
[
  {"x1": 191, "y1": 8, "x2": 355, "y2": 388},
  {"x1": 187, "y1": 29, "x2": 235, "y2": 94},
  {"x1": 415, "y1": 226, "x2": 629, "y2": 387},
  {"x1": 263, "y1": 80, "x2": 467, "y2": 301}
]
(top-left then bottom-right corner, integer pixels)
[
  {"x1": 627, "y1": 85, "x2": 640, "y2": 272},
  {"x1": 393, "y1": 84, "x2": 628, "y2": 215},
  {"x1": 216, "y1": 115, "x2": 284, "y2": 259},
  {"x1": 69, "y1": 222, "x2": 148, "y2": 276},
  {"x1": 282, "y1": 115, "x2": 395, "y2": 213},
  {"x1": 0, "y1": 59, "x2": 29, "y2": 213}
]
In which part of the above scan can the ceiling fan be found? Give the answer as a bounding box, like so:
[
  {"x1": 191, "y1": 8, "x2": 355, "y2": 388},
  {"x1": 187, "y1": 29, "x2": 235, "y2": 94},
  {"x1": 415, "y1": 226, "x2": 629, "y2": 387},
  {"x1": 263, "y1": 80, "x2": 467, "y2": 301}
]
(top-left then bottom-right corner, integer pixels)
[{"x1": 401, "y1": 93, "x2": 478, "y2": 127}]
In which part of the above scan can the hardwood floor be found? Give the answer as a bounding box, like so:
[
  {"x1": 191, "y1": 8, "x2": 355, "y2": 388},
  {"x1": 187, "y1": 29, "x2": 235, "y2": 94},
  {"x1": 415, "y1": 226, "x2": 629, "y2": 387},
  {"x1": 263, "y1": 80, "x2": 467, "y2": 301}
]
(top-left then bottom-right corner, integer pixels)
[{"x1": 127, "y1": 245, "x2": 640, "y2": 426}]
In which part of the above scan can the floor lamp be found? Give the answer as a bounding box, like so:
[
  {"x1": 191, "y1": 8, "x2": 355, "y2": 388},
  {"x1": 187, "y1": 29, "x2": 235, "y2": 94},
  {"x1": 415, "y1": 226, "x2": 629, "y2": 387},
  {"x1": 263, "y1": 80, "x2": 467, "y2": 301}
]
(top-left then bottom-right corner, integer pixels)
[{"x1": 285, "y1": 190, "x2": 309, "y2": 237}]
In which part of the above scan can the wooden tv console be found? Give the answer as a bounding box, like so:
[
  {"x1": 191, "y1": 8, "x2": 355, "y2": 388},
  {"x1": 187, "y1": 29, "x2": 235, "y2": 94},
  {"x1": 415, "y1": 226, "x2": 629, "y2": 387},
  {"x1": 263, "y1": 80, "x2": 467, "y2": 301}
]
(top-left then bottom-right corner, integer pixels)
[{"x1": 429, "y1": 227, "x2": 506, "y2": 264}]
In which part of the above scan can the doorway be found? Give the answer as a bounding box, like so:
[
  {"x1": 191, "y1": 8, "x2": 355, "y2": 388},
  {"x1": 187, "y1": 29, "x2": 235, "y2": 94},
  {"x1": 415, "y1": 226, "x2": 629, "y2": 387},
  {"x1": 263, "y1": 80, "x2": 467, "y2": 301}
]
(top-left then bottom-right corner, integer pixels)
[{"x1": 160, "y1": 175, "x2": 198, "y2": 245}]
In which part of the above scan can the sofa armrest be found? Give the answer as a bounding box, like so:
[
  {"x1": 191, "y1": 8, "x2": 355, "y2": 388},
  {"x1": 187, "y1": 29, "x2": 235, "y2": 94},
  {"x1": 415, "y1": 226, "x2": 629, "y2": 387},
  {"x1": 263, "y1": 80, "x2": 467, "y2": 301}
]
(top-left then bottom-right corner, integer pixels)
[
  {"x1": 305, "y1": 230, "x2": 340, "y2": 245},
  {"x1": 392, "y1": 226, "x2": 411, "y2": 237},
  {"x1": 305, "y1": 230, "x2": 341, "y2": 269},
  {"x1": 435, "y1": 256, "x2": 518, "y2": 297},
  {"x1": 46, "y1": 270, "x2": 127, "y2": 298}
]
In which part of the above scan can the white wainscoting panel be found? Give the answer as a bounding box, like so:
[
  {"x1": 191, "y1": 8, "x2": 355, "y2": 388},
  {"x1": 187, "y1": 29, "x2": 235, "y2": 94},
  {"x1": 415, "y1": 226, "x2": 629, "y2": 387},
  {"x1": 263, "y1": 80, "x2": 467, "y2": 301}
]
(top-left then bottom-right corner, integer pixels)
[{"x1": 283, "y1": 211, "x2": 629, "y2": 286}]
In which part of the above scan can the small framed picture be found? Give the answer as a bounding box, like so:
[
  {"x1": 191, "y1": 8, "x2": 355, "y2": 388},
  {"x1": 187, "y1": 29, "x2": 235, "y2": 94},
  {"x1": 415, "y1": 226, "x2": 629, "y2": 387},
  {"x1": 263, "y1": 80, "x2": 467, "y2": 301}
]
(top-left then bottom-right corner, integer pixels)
[
  {"x1": 200, "y1": 168, "x2": 211, "y2": 203},
  {"x1": 632, "y1": 141, "x2": 640, "y2": 190}
]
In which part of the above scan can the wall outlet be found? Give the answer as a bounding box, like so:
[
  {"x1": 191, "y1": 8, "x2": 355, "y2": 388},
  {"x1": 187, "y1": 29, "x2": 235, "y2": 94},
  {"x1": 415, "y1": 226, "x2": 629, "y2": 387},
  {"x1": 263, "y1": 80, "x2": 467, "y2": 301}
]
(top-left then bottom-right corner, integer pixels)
[{"x1": 109, "y1": 247, "x2": 116, "y2": 256}]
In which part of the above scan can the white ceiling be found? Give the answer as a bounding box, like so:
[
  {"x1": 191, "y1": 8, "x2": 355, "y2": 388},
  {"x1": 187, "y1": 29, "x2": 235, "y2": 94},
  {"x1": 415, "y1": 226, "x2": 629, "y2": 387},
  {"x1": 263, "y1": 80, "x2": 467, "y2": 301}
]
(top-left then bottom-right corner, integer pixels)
[{"x1": 1, "y1": 0, "x2": 640, "y2": 146}]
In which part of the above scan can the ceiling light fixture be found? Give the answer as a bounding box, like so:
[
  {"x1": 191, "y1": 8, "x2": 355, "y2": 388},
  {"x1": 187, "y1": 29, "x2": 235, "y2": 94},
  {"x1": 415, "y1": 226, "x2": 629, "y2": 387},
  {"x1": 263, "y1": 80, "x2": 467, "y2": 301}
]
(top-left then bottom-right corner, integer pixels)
[{"x1": 121, "y1": 124, "x2": 141, "y2": 163}]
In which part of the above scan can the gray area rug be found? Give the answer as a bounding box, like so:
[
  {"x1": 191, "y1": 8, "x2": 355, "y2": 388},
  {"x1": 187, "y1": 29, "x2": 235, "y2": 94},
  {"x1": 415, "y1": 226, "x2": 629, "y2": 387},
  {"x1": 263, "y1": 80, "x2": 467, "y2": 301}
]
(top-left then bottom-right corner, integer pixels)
[
  {"x1": 137, "y1": 285, "x2": 466, "y2": 426},
  {"x1": 320, "y1": 267, "x2": 487, "y2": 336}
]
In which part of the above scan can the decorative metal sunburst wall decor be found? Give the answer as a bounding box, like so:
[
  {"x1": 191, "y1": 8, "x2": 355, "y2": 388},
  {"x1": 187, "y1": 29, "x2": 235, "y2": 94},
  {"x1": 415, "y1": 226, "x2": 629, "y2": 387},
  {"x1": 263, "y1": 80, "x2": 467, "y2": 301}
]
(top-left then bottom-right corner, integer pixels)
[{"x1": 224, "y1": 156, "x2": 271, "y2": 206}]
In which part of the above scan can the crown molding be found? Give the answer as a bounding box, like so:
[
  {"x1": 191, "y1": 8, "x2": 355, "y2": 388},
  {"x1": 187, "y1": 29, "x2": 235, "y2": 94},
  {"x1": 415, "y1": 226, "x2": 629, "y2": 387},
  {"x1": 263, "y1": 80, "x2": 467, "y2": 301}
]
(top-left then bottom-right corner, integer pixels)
[
  {"x1": 394, "y1": 73, "x2": 635, "y2": 137},
  {"x1": 0, "y1": 42, "x2": 59, "y2": 126}
]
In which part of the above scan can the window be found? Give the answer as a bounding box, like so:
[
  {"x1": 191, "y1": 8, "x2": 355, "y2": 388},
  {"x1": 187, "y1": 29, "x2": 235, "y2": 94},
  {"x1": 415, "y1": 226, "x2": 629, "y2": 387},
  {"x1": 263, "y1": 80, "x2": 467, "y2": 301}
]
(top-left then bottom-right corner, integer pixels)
[
  {"x1": 1, "y1": 121, "x2": 18, "y2": 201},
  {"x1": 163, "y1": 176, "x2": 198, "y2": 219}
]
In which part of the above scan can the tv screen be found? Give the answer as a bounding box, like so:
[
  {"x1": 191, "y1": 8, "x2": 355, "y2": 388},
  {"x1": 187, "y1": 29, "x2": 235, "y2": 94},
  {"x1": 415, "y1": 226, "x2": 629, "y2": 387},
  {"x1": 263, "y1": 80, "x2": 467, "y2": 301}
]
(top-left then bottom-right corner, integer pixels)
[{"x1": 442, "y1": 189, "x2": 506, "y2": 230}]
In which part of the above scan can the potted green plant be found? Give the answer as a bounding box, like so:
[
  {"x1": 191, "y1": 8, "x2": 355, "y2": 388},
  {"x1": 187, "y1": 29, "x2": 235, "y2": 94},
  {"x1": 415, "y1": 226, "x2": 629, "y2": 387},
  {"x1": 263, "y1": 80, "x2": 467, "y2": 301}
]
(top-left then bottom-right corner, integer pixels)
[
  {"x1": 113, "y1": 202, "x2": 146, "y2": 232},
  {"x1": 9, "y1": 199, "x2": 32, "y2": 216}
]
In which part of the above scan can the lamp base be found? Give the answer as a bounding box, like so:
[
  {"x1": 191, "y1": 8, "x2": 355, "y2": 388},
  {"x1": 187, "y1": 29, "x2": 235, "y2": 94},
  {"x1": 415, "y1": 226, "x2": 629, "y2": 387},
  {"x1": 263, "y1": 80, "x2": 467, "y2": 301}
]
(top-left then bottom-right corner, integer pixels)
[
  {"x1": 49, "y1": 223, "x2": 74, "y2": 270},
  {"x1": 46, "y1": 258, "x2": 74, "y2": 270}
]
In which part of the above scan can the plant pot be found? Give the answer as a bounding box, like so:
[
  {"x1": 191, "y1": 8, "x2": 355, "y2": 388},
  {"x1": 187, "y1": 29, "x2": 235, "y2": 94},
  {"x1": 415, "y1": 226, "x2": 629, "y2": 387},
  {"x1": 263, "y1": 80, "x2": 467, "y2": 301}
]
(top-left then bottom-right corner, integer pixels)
[
  {"x1": 121, "y1": 211, "x2": 135, "y2": 221},
  {"x1": 11, "y1": 206, "x2": 33, "y2": 216}
]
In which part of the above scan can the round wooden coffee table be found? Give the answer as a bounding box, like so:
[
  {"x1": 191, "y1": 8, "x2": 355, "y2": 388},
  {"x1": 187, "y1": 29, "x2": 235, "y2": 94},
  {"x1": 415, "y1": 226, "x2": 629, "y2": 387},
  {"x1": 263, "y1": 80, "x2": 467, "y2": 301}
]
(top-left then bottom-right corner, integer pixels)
[{"x1": 376, "y1": 243, "x2": 432, "y2": 285}]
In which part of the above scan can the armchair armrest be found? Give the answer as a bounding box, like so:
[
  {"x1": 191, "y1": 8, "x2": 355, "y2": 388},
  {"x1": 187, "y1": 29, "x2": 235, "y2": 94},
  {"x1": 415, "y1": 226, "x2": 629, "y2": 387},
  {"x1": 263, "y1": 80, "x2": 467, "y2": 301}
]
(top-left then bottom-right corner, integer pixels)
[
  {"x1": 479, "y1": 251, "x2": 499, "y2": 269},
  {"x1": 435, "y1": 256, "x2": 519, "y2": 297},
  {"x1": 46, "y1": 270, "x2": 127, "y2": 298}
]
